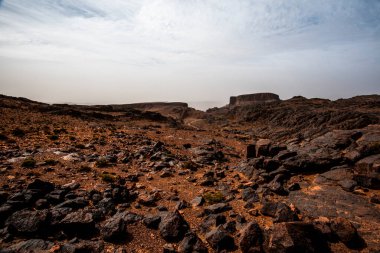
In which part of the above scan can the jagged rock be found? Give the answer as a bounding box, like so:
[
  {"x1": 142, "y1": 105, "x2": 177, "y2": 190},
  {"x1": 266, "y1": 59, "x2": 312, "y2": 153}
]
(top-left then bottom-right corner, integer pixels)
[
  {"x1": 239, "y1": 222, "x2": 263, "y2": 253},
  {"x1": 265, "y1": 222, "x2": 330, "y2": 253},
  {"x1": 267, "y1": 174, "x2": 288, "y2": 196},
  {"x1": 200, "y1": 214, "x2": 226, "y2": 233},
  {"x1": 59, "y1": 240, "x2": 105, "y2": 253},
  {"x1": 56, "y1": 197, "x2": 88, "y2": 209},
  {"x1": 143, "y1": 215, "x2": 161, "y2": 229},
  {"x1": 60, "y1": 209, "x2": 97, "y2": 238},
  {"x1": 0, "y1": 239, "x2": 54, "y2": 253},
  {"x1": 354, "y1": 154, "x2": 380, "y2": 189},
  {"x1": 205, "y1": 226, "x2": 235, "y2": 252},
  {"x1": 101, "y1": 215, "x2": 127, "y2": 242},
  {"x1": 204, "y1": 203, "x2": 232, "y2": 215},
  {"x1": 255, "y1": 139, "x2": 271, "y2": 157},
  {"x1": 6, "y1": 209, "x2": 51, "y2": 236},
  {"x1": 330, "y1": 217, "x2": 366, "y2": 249},
  {"x1": 178, "y1": 232, "x2": 208, "y2": 253},
  {"x1": 261, "y1": 201, "x2": 298, "y2": 223},
  {"x1": 371, "y1": 194, "x2": 380, "y2": 204},
  {"x1": 159, "y1": 211, "x2": 189, "y2": 242}
]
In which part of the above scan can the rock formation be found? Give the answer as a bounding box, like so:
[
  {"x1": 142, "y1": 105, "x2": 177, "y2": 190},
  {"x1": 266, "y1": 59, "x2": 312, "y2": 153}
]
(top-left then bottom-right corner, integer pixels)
[{"x1": 229, "y1": 93, "x2": 280, "y2": 107}]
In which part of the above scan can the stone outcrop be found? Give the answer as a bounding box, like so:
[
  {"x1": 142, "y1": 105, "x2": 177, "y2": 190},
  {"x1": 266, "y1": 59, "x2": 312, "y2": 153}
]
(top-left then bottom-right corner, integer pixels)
[{"x1": 229, "y1": 93, "x2": 280, "y2": 107}]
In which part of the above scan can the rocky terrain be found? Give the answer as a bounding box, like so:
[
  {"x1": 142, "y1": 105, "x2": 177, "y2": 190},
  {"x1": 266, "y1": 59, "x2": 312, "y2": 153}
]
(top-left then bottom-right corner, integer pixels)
[{"x1": 0, "y1": 93, "x2": 379, "y2": 253}]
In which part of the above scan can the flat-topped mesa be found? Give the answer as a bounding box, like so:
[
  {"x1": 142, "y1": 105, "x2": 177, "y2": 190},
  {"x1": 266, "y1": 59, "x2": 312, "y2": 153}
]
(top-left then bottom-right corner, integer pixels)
[{"x1": 229, "y1": 93, "x2": 280, "y2": 107}]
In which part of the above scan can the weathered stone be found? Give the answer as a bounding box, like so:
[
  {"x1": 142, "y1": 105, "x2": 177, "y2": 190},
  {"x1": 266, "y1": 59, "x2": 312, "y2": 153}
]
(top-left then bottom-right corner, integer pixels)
[
  {"x1": 265, "y1": 222, "x2": 330, "y2": 253},
  {"x1": 178, "y1": 232, "x2": 208, "y2": 253},
  {"x1": 159, "y1": 211, "x2": 189, "y2": 242},
  {"x1": 239, "y1": 222, "x2": 263, "y2": 253},
  {"x1": 6, "y1": 209, "x2": 51, "y2": 236},
  {"x1": 101, "y1": 215, "x2": 127, "y2": 242},
  {"x1": 204, "y1": 203, "x2": 232, "y2": 215},
  {"x1": 60, "y1": 209, "x2": 97, "y2": 238},
  {"x1": 143, "y1": 215, "x2": 161, "y2": 229},
  {"x1": 205, "y1": 226, "x2": 235, "y2": 252},
  {"x1": 0, "y1": 239, "x2": 54, "y2": 253},
  {"x1": 330, "y1": 217, "x2": 366, "y2": 249}
]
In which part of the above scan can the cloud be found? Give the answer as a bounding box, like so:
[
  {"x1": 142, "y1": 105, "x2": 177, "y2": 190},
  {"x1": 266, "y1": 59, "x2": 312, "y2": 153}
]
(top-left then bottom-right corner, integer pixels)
[{"x1": 0, "y1": 0, "x2": 379, "y2": 107}]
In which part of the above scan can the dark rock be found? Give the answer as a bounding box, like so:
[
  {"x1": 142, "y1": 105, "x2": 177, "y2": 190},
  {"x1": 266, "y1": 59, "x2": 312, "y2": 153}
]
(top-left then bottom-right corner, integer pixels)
[
  {"x1": 56, "y1": 197, "x2": 88, "y2": 209},
  {"x1": 59, "y1": 240, "x2": 105, "y2": 253},
  {"x1": 260, "y1": 201, "x2": 278, "y2": 217},
  {"x1": 0, "y1": 239, "x2": 54, "y2": 253},
  {"x1": 159, "y1": 211, "x2": 189, "y2": 242},
  {"x1": 263, "y1": 159, "x2": 280, "y2": 172},
  {"x1": 239, "y1": 222, "x2": 263, "y2": 253},
  {"x1": 241, "y1": 187, "x2": 257, "y2": 201},
  {"x1": 338, "y1": 179, "x2": 357, "y2": 192},
  {"x1": 265, "y1": 222, "x2": 330, "y2": 253},
  {"x1": 247, "y1": 144, "x2": 256, "y2": 159},
  {"x1": 101, "y1": 215, "x2": 127, "y2": 242},
  {"x1": 46, "y1": 189, "x2": 66, "y2": 204},
  {"x1": 0, "y1": 204, "x2": 13, "y2": 226},
  {"x1": 267, "y1": 174, "x2": 288, "y2": 196},
  {"x1": 96, "y1": 197, "x2": 116, "y2": 215},
  {"x1": 275, "y1": 150, "x2": 297, "y2": 161},
  {"x1": 178, "y1": 232, "x2": 208, "y2": 253},
  {"x1": 6, "y1": 209, "x2": 51, "y2": 236},
  {"x1": 27, "y1": 179, "x2": 54, "y2": 194},
  {"x1": 60, "y1": 209, "x2": 97, "y2": 238},
  {"x1": 204, "y1": 203, "x2": 232, "y2": 215},
  {"x1": 370, "y1": 194, "x2": 380, "y2": 204},
  {"x1": 143, "y1": 215, "x2": 161, "y2": 229},
  {"x1": 175, "y1": 200, "x2": 189, "y2": 210},
  {"x1": 288, "y1": 183, "x2": 301, "y2": 191},
  {"x1": 330, "y1": 217, "x2": 366, "y2": 249},
  {"x1": 35, "y1": 198, "x2": 49, "y2": 209},
  {"x1": 273, "y1": 203, "x2": 299, "y2": 223},
  {"x1": 205, "y1": 226, "x2": 235, "y2": 252},
  {"x1": 49, "y1": 207, "x2": 73, "y2": 226},
  {"x1": 255, "y1": 139, "x2": 271, "y2": 157}
]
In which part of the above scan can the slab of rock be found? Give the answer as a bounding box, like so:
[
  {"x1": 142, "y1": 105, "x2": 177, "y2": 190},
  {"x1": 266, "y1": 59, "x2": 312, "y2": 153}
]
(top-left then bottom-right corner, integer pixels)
[{"x1": 330, "y1": 217, "x2": 366, "y2": 249}]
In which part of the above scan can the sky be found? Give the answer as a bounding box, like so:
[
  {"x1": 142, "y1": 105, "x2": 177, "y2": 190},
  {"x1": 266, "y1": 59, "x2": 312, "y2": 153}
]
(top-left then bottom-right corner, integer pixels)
[{"x1": 0, "y1": 0, "x2": 379, "y2": 110}]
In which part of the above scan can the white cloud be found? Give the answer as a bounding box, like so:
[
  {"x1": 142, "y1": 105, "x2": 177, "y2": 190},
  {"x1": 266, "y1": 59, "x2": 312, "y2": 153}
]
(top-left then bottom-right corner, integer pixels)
[{"x1": 0, "y1": 0, "x2": 379, "y2": 108}]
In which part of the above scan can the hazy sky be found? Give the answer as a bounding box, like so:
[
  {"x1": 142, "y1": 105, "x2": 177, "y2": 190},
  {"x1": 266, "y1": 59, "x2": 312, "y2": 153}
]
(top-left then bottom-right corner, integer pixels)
[{"x1": 0, "y1": 0, "x2": 379, "y2": 110}]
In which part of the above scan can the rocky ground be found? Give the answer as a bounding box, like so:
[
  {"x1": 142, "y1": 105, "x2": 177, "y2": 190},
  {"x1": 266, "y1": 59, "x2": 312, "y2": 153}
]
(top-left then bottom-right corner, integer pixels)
[{"x1": 0, "y1": 94, "x2": 379, "y2": 253}]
